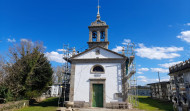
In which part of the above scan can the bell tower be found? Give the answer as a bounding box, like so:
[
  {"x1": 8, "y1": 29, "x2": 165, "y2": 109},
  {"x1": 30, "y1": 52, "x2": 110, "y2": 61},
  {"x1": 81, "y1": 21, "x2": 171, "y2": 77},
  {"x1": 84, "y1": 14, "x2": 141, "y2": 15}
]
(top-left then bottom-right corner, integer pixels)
[{"x1": 87, "y1": 1, "x2": 109, "y2": 49}]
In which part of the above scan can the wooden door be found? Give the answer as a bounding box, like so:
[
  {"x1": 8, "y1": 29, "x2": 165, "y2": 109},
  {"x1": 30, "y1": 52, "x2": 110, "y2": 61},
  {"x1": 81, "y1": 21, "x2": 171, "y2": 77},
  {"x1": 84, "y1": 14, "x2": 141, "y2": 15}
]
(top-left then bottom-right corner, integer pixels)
[{"x1": 92, "y1": 84, "x2": 103, "y2": 107}]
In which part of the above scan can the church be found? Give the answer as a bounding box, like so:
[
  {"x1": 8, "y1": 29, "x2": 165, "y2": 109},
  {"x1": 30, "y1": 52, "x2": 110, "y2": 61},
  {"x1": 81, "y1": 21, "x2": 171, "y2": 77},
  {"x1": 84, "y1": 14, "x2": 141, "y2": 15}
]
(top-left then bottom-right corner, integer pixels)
[{"x1": 69, "y1": 4, "x2": 131, "y2": 108}]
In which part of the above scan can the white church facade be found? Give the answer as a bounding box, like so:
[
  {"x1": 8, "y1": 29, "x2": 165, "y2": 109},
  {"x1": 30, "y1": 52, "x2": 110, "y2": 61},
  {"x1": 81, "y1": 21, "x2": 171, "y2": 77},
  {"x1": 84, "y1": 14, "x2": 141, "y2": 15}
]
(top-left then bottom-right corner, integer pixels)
[{"x1": 69, "y1": 4, "x2": 129, "y2": 108}]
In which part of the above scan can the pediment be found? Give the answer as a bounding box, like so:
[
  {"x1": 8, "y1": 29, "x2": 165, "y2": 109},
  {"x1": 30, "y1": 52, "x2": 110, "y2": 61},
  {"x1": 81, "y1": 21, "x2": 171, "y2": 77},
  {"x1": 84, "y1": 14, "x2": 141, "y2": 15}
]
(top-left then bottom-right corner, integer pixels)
[{"x1": 71, "y1": 46, "x2": 125, "y2": 59}]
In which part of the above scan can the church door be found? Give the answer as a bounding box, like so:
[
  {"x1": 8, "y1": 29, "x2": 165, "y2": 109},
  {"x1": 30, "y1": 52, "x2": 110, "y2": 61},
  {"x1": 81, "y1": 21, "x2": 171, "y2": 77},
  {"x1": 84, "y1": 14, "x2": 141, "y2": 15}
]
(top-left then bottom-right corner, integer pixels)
[{"x1": 92, "y1": 84, "x2": 103, "y2": 107}]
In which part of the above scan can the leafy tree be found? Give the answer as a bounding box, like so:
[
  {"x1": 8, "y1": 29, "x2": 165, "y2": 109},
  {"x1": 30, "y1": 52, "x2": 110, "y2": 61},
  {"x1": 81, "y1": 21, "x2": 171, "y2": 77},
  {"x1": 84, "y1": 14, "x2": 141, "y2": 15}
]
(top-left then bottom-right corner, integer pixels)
[{"x1": 5, "y1": 40, "x2": 53, "y2": 99}]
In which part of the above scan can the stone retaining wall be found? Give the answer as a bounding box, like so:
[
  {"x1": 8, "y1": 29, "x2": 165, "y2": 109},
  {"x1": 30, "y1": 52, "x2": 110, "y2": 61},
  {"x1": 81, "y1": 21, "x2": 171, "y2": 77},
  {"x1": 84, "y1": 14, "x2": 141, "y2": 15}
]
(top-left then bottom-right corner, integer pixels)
[
  {"x1": 73, "y1": 101, "x2": 128, "y2": 109},
  {"x1": 0, "y1": 100, "x2": 29, "y2": 111}
]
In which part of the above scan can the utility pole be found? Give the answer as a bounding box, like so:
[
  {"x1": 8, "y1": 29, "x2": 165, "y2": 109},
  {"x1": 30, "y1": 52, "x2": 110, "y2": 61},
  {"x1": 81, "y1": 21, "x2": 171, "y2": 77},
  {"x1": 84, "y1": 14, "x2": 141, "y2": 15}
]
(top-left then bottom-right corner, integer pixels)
[
  {"x1": 158, "y1": 71, "x2": 160, "y2": 83},
  {"x1": 158, "y1": 71, "x2": 160, "y2": 99}
]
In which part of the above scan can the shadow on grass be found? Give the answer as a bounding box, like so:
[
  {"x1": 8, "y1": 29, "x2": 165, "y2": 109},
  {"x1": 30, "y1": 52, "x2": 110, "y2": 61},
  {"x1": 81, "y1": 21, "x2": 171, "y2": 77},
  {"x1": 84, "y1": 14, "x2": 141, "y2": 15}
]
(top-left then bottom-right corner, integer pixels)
[
  {"x1": 31, "y1": 97, "x2": 59, "y2": 107},
  {"x1": 138, "y1": 96, "x2": 173, "y2": 111}
]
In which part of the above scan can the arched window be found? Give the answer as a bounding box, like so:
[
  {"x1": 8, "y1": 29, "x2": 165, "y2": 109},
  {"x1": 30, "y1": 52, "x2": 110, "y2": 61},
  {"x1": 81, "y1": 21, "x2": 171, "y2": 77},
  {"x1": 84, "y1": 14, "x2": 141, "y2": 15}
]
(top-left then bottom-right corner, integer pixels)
[
  {"x1": 92, "y1": 31, "x2": 97, "y2": 41},
  {"x1": 91, "y1": 65, "x2": 105, "y2": 73},
  {"x1": 100, "y1": 31, "x2": 105, "y2": 41}
]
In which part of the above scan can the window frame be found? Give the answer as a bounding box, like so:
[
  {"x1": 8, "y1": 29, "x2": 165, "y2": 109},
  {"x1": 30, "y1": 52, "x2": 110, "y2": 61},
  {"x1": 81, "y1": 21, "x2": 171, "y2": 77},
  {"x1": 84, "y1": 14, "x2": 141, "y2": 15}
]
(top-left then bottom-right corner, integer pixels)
[{"x1": 90, "y1": 65, "x2": 105, "y2": 74}]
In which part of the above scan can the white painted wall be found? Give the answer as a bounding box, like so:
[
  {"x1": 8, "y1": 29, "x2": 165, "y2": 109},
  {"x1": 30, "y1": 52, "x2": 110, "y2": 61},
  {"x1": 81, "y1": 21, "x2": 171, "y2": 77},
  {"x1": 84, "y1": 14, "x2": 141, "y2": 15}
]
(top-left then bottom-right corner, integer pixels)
[
  {"x1": 73, "y1": 63, "x2": 122, "y2": 103},
  {"x1": 50, "y1": 85, "x2": 59, "y2": 97},
  {"x1": 76, "y1": 48, "x2": 123, "y2": 59}
]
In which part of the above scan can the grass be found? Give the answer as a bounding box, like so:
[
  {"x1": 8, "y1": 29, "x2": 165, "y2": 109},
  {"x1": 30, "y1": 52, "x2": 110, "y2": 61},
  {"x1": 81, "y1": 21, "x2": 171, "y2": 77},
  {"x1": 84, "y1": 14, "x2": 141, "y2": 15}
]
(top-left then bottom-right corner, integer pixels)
[
  {"x1": 15, "y1": 97, "x2": 59, "y2": 111},
  {"x1": 15, "y1": 96, "x2": 173, "y2": 111},
  {"x1": 132, "y1": 96, "x2": 173, "y2": 111}
]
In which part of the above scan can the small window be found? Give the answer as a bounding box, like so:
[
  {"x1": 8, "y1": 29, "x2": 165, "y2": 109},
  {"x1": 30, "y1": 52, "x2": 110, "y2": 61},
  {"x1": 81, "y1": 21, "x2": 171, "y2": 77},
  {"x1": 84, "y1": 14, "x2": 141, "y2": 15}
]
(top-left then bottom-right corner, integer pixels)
[
  {"x1": 95, "y1": 49, "x2": 100, "y2": 55},
  {"x1": 91, "y1": 65, "x2": 104, "y2": 73}
]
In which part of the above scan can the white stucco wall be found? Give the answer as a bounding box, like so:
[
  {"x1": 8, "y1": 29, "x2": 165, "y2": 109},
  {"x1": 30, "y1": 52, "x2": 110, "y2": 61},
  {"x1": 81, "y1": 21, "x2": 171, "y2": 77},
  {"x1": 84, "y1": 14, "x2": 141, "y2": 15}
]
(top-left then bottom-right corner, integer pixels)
[
  {"x1": 50, "y1": 85, "x2": 59, "y2": 97},
  {"x1": 75, "y1": 48, "x2": 123, "y2": 59},
  {"x1": 73, "y1": 63, "x2": 122, "y2": 103}
]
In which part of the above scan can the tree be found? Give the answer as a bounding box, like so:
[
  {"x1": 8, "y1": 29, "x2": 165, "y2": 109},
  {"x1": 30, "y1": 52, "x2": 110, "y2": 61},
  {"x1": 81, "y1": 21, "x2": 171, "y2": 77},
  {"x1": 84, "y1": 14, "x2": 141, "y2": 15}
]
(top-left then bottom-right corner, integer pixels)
[
  {"x1": 0, "y1": 55, "x2": 13, "y2": 102},
  {"x1": 0, "y1": 55, "x2": 6, "y2": 84},
  {"x1": 53, "y1": 66, "x2": 64, "y2": 84},
  {"x1": 5, "y1": 40, "x2": 53, "y2": 99}
]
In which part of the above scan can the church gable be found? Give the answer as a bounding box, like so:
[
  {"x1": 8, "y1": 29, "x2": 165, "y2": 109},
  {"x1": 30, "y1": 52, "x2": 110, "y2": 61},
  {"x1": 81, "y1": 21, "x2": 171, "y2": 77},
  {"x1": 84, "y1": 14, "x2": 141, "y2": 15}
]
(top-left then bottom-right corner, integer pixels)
[{"x1": 73, "y1": 47, "x2": 124, "y2": 59}]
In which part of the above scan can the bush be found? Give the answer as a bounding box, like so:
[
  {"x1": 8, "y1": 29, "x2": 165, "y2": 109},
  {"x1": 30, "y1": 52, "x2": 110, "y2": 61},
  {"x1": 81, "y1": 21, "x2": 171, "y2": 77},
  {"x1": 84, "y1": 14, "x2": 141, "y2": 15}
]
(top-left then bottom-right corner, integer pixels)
[{"x1": 0, "y1": 85, "x2": 13, "y2": 102}]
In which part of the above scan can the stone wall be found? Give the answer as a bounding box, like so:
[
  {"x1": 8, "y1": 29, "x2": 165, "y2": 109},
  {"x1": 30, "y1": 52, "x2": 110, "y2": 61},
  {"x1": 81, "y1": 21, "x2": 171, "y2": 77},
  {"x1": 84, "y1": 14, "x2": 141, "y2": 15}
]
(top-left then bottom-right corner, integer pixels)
[
  {"x1": 0, "y1": 100, "x2": 29, "y2": 111},
  {"x1": 73, "y1": 101, "x2": 128, "y2": 109}
]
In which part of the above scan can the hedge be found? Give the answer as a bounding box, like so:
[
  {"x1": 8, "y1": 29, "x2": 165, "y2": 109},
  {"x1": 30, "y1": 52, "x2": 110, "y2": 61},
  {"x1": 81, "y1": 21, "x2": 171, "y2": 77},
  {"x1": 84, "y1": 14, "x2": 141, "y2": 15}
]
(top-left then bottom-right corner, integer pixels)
[{"x1": 0, "y1": 100, "x2": 29, "y2": 111}]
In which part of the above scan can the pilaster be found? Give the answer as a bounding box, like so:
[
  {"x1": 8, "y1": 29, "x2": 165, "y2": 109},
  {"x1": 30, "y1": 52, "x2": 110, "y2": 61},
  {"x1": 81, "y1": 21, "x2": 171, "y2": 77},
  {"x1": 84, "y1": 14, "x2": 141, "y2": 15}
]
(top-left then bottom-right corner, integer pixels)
[
  {"x1": 69, "y1": 63, "x2": 75, "y2": 102},
  {"x1": 97, "y1": 31, "x2": 100, "y2": 42},
  {"x1": 89, "y1": 31, "x2": 92, "y2": 42},
  {"x1": 105, "y1": 28, "x2": 108, "y2": 41}
]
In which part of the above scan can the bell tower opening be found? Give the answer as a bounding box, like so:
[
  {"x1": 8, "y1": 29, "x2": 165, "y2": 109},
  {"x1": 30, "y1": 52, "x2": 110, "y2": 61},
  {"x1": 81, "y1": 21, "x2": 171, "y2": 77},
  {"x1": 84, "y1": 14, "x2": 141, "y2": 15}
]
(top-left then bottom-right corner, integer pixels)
[
  {"x1": 92, "y1": 31, "x2": 97, "y2": 42},
  {"x1": 100, "y1": 31, "x2": 105, "y2": 41},
  {"x1": 87, "y1": 1, "x2": 109, "y2": 49}
]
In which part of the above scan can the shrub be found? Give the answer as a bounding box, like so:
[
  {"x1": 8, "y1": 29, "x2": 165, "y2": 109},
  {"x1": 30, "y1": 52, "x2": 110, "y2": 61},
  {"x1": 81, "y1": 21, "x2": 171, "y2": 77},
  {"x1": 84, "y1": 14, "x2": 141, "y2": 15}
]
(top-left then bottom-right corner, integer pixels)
[{"x1": 0, "y1": 85, "x2": 13, "y2": 102}]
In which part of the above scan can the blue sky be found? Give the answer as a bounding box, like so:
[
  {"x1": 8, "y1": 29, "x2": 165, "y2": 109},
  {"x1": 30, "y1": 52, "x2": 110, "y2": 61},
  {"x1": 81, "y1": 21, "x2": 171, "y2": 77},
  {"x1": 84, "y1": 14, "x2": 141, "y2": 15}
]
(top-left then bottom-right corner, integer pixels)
[{"x1": 1, "y1": 0, "x2": 190, "y2": 85}]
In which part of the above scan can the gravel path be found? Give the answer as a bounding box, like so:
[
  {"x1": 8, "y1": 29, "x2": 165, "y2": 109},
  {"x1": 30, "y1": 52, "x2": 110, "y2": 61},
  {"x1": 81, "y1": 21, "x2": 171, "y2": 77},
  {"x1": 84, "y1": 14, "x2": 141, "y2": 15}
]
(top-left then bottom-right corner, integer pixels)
[
  {"x1": 76, "y1": 108, "x2": 143, "y2": 111},
  {"x1": 57, "y1": 107, "x2": 144, "y2": 111}
]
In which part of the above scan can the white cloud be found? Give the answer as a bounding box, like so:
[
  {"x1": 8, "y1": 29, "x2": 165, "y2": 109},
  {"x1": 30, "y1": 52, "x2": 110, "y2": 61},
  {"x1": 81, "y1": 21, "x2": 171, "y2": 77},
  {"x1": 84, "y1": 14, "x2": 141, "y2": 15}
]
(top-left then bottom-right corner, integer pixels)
[
  {"x1": 186, "y1": 23, "x2": 190, "y2": 26},
  {"x1": 57, "y1": 49, "x2": 66, "y2": 52},
  {"x1": 150, "y1": 68, "x2": 169, "y2": 73},
  {"x1": 138, "y1": 68, "x2": 149, "y2": 72},
  {"x1": 137, "y1": 75, "x2": 169, "y2": 84},
  {"x1": 112, "y1": 46, "x2": 123, "y2": 53},
  {"x1": 137, "y1": 72, "x2": 144, "y2": 74},
  {"x1": 136, "y1": 43, "x2": 183, "y2": 60},
  {"x1": 45, "y1": 51, "x2": 65, "y2": 63},
  {"x1": 137, "y1": 76, "x2": 158, "y2": 83},
  {"x1": 177, "y1": 30, "x2": 190, "y2": 43},
  {"x1": 122, "y1": 39, "x2": 131, "y2": 45},
  {"x1": 20, "y1": 39, "x2": 34, "y2": 45},
  {"x1": 20, "y1": 39, "x2": 29, "y2": 42},
  {"x1": 7, "y1": 38, "x2": 16, "y2": 43},
  {"x1": 137, "y1": 76, "x2": 148, "y2": 82},
  {"x1": 158, "y1": 61, "x2": 182, "y2": 68},
  {"x1": 160, "y1": 76, "x2": 170, "y2": 82}
]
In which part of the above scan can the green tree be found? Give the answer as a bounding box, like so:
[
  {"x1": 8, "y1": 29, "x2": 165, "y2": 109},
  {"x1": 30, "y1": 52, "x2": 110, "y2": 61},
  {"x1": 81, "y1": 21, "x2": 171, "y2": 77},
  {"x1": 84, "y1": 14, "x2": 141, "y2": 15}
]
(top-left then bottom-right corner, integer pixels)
[{"x1": 5, "y1": 40, "x2": 53, "y2": 100}]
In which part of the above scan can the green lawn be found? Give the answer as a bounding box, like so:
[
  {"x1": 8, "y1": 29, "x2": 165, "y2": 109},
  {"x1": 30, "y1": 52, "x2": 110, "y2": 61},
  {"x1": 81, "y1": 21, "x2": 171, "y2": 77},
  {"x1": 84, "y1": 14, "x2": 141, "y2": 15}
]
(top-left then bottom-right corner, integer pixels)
[
  {"x1": 133, "y1": 96, "x2": 173, "y2": 111},
  {"x1": 15, "y1": 97, "x2": 59, "y2": 111}
]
